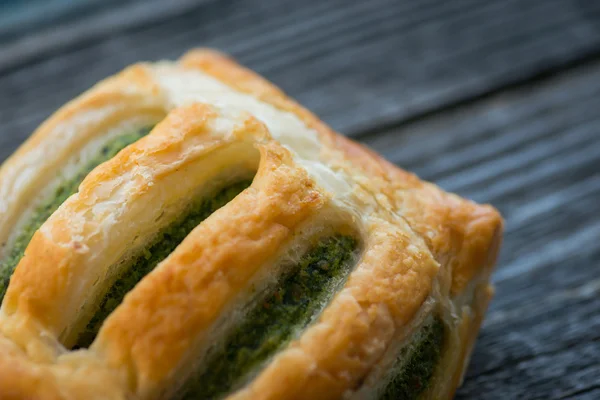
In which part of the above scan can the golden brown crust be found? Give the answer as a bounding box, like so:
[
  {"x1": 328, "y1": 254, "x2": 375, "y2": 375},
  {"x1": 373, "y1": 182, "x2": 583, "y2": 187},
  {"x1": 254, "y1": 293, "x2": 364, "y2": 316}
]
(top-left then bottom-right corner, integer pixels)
[
  {"x1": 449, "y1": 284, "x2": 495, "y2": 397},
  {"x1": 0, "y1": 48, "x2": 503, "y2": 399},
  {"x1": 2, "y1": 103, "x2": 258, "y2": 352},
  {"x1": 0, "y1": 65, "x2": 166, "y2": 260},
  {"x1": 0, "y1": 335, "x2": 126, "y2": 400},
  {"x1": 180, "y1": 49, "x2": 503, "y2": 296},
  {"x1": 346, "y1": 137, "x2": 503, "y2": 295},
  {"x1": 94, "y1": 141, "x2": 326, "y2": 396},
  {"x1": 179, "y1": 49, "x2": 333, "y2": 138},
  {"x1": 230, "y1": 220, "x2": 439, "y2": 400}
]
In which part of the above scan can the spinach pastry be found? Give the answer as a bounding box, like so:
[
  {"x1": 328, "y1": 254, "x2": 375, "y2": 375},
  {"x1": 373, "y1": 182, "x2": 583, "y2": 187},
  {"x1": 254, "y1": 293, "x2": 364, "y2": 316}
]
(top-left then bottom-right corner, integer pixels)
[{"x1": 0, "y1": 49, "x2": 503, "y2": 400}]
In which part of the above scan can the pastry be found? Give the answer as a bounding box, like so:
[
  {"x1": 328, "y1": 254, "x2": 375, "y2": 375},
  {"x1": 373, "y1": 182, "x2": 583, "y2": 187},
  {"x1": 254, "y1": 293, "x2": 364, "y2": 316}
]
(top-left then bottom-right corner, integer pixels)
[{"x1": 0, "y1": 49, "x2": 503, "y2": 400}]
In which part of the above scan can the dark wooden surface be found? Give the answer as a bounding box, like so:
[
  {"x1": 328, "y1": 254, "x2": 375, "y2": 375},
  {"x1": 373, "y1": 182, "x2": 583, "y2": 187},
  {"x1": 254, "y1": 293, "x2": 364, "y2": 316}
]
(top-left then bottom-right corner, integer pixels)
[{"x1": 1, "y1": 1, "x2": 599, "y2": 398}]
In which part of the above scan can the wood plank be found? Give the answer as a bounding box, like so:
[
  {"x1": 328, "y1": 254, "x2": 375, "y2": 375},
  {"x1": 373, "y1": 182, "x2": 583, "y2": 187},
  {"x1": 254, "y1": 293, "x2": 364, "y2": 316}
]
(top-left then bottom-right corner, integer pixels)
[
  {"x1": 1, "y1": 2, "x2": 599, "y2": 398},
  {"x1": 362, "y1": 61, "x2": 600, "y2": 288},
  {"x1": 458, "y1": 252, "x2": 600, "y2": 399},
  {"x1": 360, "y1": 61, "x2": 600, "y2": 399},
  {"x1": 0, "y1": 0, "x2": 134, "y2": 42},
  {"x1": 361, "y1": 60, "x2": 600, "y2": 207},
  {"x1": 1, "y1": 0, "x2": 600, "y2": 159}
]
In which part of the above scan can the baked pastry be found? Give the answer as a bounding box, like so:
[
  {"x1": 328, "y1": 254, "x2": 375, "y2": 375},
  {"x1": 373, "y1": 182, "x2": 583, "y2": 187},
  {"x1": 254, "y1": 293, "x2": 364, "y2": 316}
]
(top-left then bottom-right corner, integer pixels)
[{"x1": 0, "y1": 49, "x2": 503, "y2": 400}]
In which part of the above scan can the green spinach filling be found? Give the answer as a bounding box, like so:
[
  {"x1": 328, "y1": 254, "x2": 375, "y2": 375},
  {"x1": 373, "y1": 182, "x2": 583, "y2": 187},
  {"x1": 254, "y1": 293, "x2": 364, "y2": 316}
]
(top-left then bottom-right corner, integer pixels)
[
  {"x1": 0, "y1": 127, "x2": 152, "y2": 301},
  {"x1": 75, "y1": 180, "x2": 253, "y2": 348},
  {"x1": 378, "y1": 317, "x2": 445, "y2": 400},
  {"x1": 181, "y1": 235, "x2": 358, "y2": 400}
]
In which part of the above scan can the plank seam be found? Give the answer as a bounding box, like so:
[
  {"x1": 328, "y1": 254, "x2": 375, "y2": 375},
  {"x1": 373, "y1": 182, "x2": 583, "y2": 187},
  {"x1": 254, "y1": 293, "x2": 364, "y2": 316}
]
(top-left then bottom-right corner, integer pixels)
[{"x1": 351, "y1": 50, "x2": 600, "y2": 139}]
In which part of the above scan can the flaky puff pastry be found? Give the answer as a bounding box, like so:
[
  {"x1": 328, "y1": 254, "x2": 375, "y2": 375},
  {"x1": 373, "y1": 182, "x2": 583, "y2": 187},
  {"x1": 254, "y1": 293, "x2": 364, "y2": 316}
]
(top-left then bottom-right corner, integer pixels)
[{"x1": 0, "y1": 49, "x2": 502, "y2": 400}]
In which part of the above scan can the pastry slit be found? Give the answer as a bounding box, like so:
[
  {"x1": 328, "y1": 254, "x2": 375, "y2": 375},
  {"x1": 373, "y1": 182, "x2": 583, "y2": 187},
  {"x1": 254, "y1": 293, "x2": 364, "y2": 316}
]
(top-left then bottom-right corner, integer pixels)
[
  {"x1": 74, "y1": 178, "x2": 255, "y2": 349},
  {"x1": 376, "y1": 316, "x2": 445, "y2": 400},
  {"x1": 0, "y1": 127, "x2": 153, "y2": 301},
  {"x1": 0, "y1": 50, "x2": 502, "y2": 400},
  {"x1": 179, "y1": 234, "x2": 359, "y2": 400}
]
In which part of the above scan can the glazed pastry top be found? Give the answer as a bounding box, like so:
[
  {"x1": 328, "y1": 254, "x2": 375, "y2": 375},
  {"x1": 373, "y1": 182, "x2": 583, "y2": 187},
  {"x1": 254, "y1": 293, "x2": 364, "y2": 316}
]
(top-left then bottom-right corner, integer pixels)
[{"x1": 0, "y1": 49, "x2": 502, "y2": 400}]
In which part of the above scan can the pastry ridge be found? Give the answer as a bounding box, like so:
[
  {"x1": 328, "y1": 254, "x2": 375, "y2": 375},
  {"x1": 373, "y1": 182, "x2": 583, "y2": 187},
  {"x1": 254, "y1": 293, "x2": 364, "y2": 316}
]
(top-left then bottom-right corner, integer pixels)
[{"x1": 0, "y1": 49, "x2": 503, "y2": 400}]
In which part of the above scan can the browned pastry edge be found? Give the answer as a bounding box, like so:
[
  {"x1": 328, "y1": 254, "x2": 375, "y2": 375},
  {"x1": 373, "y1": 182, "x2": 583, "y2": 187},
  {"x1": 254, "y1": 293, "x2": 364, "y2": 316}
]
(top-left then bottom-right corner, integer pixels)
[{"x1": 0, "y1": 49, "x2": 503, "y2": 400}]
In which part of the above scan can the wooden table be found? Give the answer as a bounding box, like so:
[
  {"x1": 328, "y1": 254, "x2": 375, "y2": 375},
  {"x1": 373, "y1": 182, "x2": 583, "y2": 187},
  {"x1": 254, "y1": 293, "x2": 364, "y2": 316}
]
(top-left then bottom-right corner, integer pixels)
[{"x1": 1, "y1": 1, "x2": 599, "y2": 398}]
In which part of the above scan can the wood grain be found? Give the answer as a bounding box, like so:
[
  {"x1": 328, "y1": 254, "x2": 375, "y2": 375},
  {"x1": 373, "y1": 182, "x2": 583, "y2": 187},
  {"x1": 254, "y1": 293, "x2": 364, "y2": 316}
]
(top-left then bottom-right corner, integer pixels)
[
  {"x1": 1, "y1": 0, "x2": 600, "y2": 159},
  {"x1": 0, "y1": 0, "x2": 599, "y2": 398},
  {"x1": 0, "y1": 0, "x2": 116, "y2": 42},
  {"x1": 361, "y1": 61, "x2": 600, "y2": 399}
]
